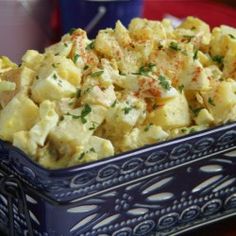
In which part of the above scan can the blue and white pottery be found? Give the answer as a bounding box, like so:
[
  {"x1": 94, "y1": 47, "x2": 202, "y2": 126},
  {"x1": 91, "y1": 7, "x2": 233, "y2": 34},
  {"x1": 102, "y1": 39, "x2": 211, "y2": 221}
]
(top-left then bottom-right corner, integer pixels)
[{"x1": 0, "y1": 122, "x2": 236, "y2": 236}]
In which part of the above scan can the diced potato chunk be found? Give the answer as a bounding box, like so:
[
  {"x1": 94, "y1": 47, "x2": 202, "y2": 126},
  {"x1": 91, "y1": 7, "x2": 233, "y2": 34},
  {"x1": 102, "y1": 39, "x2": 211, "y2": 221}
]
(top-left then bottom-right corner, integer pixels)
[
  {"x1": 49, "y1": 105, "x2": 107, "y2": 156},
  {"x1": 120, "y1": 125, "x2": 168, "y2": 152},
  {"x1": 29, "y1": 100, "x2": 59, "y2": 146},
  {"x1": 13, "y1": 131, "x2": 37, "y2": 157},
  {"x1": 195, "y1": 108, "x2": 214, "y2": 125},
  {"x1": 22, "y1": 50, "x2": 44, "y2": 71},
  {"x1": 147, "y1": 93, "x2": 190, "y2": 128},
  {"x1": 0, "y1": 66, "x2": 35, "y2": 107},
  {"x1": 31, "y1": 71, "x2": 76, "y2": 103},
  {"x1": 103, "y1": 95, "x2": 146, "y2": 138},
  {"x1": 0, "y1": 95, "x2": 38, "y2": 141},
  {"x1": 68, "y1": 136, "x2": 114, "y2": 166},
  {"x1": 202, "y1": 80, "x2": 236, "y2": 123}
]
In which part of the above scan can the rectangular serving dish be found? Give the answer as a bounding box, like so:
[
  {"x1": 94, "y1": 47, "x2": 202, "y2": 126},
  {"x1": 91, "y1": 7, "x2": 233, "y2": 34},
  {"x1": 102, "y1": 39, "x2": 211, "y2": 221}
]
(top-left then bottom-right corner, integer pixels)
[{"x1": 0, "y1": 122, "x2": 236, "y2": 236}]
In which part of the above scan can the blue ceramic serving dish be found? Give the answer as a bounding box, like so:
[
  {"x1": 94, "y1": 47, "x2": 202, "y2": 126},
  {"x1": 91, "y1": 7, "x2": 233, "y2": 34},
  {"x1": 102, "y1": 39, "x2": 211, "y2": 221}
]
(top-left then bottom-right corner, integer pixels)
[{"x1": 0, "y1": 122, "x2": 236, "y2": 236}]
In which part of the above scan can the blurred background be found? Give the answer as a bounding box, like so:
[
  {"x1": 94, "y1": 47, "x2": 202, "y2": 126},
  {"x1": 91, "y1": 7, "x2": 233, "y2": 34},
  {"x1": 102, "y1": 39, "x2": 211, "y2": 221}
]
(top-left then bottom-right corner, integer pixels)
[{"x1": 1, "y1": 0, "x2": 236, "y2": 63}]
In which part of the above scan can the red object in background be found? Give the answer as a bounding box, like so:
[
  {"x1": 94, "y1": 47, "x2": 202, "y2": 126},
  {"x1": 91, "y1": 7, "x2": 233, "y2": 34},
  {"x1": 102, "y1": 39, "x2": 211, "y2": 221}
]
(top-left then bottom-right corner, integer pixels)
[
  {"x1": 143, "y1": 0, "x2": 236, "y2": 28},
  {"x1": 143, "y1": 1, "x2": 236, "y2": 236}
]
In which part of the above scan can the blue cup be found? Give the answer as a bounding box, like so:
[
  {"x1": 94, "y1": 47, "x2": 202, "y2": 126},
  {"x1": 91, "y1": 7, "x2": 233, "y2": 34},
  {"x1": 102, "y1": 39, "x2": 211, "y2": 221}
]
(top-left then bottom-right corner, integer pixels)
[{"x1": 59, "y1": 0, "x2": 144, "y2": 38}]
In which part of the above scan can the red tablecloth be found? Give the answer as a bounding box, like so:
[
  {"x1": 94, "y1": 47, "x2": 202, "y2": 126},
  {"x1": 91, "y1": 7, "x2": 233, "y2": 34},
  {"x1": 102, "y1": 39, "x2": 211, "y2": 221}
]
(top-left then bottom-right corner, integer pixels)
[{"x1": 143, "y1": 0, "x2": 236, "y2": 28}]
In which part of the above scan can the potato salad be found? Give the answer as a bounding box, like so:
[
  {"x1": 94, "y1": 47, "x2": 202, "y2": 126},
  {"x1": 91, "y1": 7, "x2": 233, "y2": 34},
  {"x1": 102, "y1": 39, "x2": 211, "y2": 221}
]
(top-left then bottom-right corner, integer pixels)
[{"x1": 1, "y1": 17, "x2": 236, "y2": 169}]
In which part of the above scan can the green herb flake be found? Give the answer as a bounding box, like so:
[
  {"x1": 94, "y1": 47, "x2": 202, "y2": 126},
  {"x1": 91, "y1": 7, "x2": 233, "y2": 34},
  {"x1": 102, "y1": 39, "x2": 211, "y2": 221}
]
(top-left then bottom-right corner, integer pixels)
[
  {"x1": 183, "y1": 35, "x2": 194, "y2": 40},
  {"x1": 78, "y1": 152, "x2": 85, "y2": 160},
  {"x1": 178, "y1": 84, "x2": 184, "y2": 93},
  {"x1": 144, "y1": 123, "x2": 153, "y2": 132},
  {"x1": 158, "y1": 75, "x2": 171, "y2": 90},
  {"x1": 229, "y1": 34, "x2": 236, "y2": 39},
  {"x1": 89, "y1": 122, "x2": 97, "y2": 130},
  {"x1": 69, "y1": 28, "x2": 76, "y2": 35},
  {"x1": 212, "y1": 55, "x2": 224, "y2": 65},
  {"x1": 73, "y1": 54, "x2": 80, "y2": 63},
  {"x1": 169, "y1": 42, "x2": 181, "y2": 51},
  {"x1": 64, "y1": 42, "x2": 68, "y2": 47},
  {"x1": 76, "y1": 89, "x2": 81, "y2": 99},
  {"x1": 66, "y1": 112, "x2": 80, "y2": 119},
  {"x1": 191, "y1": 107, "x2": 203, "y2": 116},
  {"x1": 86, "y1": 41, "x2": 95, "y2": 50},
  {"x1": 84, "y1": 65, "x2": 89, "y2": 70},
  {"x1": 111, "y1": 100, "x2": 117, "y2": 108},
  {"x1": 123, "y1": 106, "x2": 133, "y2": 114},
  {"x1": 181, "y1": 128, "x2": 187, "y2": 133},
  {"x1": 52, "y1": 63, "x2": 56, "y2": 68},
  {"x1": 89, "y1": 147, "x2": 96, "y2": 152},
  {"x1": 137, "y1": 63, "x2": 156, "y2": 76},
  {"x1": 80, "y1": 104, "x2": 92, "y2": 123},
  {"x1": 193, "y1": 49, "x2": 198, "y2": 60},
  {"x1": 208, "y1": 97, "x2": 216, "y2": 106},
  {"x1": 189, "y1": 128, "x2": 196, "y2": 133},
  {"x1": 36, "y1": 75, "x2": 39, "y2": 80},
  {"x1": 52, "y1": 73, "x2": 57, "y2": 80},
  {"x1": 91, "y1": 70, "x2": 104, "y2": 77}
]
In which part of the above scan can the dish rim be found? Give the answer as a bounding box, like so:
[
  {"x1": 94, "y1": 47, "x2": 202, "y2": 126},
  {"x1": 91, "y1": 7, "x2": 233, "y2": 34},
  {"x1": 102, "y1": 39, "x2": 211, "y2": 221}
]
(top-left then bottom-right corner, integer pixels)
[{"x1": 2, "y1": 121, "x2": 236, "y2": 176}]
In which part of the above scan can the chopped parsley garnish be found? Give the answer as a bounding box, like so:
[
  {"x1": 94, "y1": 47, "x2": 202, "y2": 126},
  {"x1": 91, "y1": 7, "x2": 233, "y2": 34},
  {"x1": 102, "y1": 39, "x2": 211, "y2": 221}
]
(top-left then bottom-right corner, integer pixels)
[
  {"x1": 64, "y1": 43, "x2": 68, "y2": 47},
  {"x1": 90, "y1": 147, "x2": 96, "y2": 152},
  {"x1": 66, "y1": 112, "x2": 80, "y2": 119},
  {"x1": 111, "y1": 100, "x2": 117, "y2": 108},
  {"x1": 123, "y1": 106, "x2": 133, "y2": 114},
  {"x1": 144, "y1": 123, "x2": 153, "y2": 132},
  {"x1": 133, "y1": 63, "x2": 156, "y2": 76},
  {"x1": 169, "y1": 42, "x2": 181, "y2": 51},
  {"x1": 208, "y1": 97, "x2": 216, "y2": 106},
  {"x1": 158, "y1": 75, "x2": 171, "y2": 90},
  {"x1": 52, "y1": 63, "x2": 56, "y2": 68},
  {"x1": 193, "y1": 49, "x2": 198, "y2": 60},
  {"x1": 73, "y1": 54, "x2": 80, "y2": 63},
  {"x1": 183, "y1": 35, "x2": 194, "y2": 40},
  {"x1": 89, "y1": 122, "x2": 97, "y2": 130},
  {"x1": 80, "y1": 104, "x2": 92, "y2": 123},
  {"x1": 181, "y1": 128, "x2": 187, "y2": 133},
  {"x1": 69, "y1": 28, "x2": 76, "y2": 35},
  {"x1": 66, "y1": 104, "x2": 92, "y2": 123},
  {"x1": 178, "y1": 84, "x2": 184, "y2": 93},
  {"x1": 229, "y1": 34, "x2": 236, "y2": 39},
  {"x1": 78, "y1": 152, "x2": 85, "y2": 160},
  {"x1": 189, "y1": 128, "x2": 196, "y2": 133},
  {"x1": 86, "y1": 41, "x2": 95, "y2": 50},
  {"x1": 191, "y1": 107, "x2": 203, "y2": 116},
  {"x1": 91, "y1": 70, "x2": 104, "y2": 77},
  {"x1": 76, "y1": 89, "x2": 81, "y2": 99},
  {"x1": 53, "y1": 73, "x2": 57, "y2": 80},
  {"x1": 212, "y1": 55, "x2": 224, "y2": 65},
  {"x1": 84, "y1": 65, "x2": 89, "y2": 70}
]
